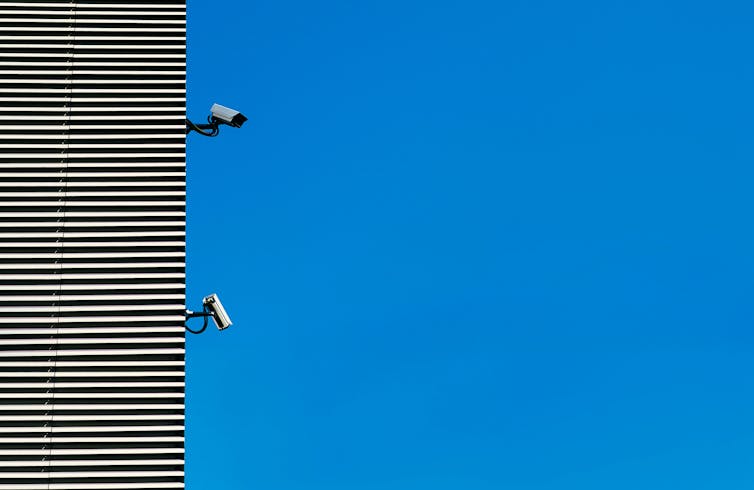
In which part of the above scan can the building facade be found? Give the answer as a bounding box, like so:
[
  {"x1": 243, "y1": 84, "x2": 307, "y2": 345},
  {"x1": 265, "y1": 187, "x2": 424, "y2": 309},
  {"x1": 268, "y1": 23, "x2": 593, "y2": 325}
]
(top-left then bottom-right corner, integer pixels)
[{"x1": 0, "y1": 1, "x2": 186, "y2": 488}]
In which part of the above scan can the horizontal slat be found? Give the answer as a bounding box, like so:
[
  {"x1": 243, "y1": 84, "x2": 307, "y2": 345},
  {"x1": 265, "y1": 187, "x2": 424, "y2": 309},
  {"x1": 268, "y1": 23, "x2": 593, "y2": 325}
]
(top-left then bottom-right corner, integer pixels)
[
  {"x1": 0, "y1": 422, "x2": 183, "y2": 429},
  {"x1": 0, "y1": 317, "x2": 186, "y2": 325},
  {"x1": 0, "y1": 404, "x2": 184, "y2": 411},
  {"x1": 0, "y1": 336, "x2": 185, "y2": 344},
  {"x1": 0, "y1": 448, "x2": 183, "y2": 456},
  {"x1": 0, "y1": 9, "x2": 183, "y2": 15},
  {"x1": 0, "y1": 3, "x2": 184, "y2": 8},
  {"x1": 0, "y1": 360, "x2": 183, "y2": 367},
  {"x1": 0, "y1": 468, "x2": 183, "y2": 479},
  {"x1": 0, "y1": 244, "x2": 184, "y2": 250},
  {"x1": 0, "y1": 371, "x2": 184, "y2": 377},
  {"x1": 0, "y1": 221, "x2": 185, "y2": 227},
  {"x1": 0, "y1": 391, "x2": 184, "y2": 398},
  {"x1": 0, "y1": 484, "x2": 184, "y2": 490},
  {"x1": 0, "y1": 294, "x2": 183, "y2": 301},
  {"x1": 0, "y1": 284, "x2": 184, "y2": 291},
  {"x1": 0, "y1": 264, "x2": 184, "y2": 271},
  {"x1": 0, "y1": 459, "x2": 184, "y2": 467}
]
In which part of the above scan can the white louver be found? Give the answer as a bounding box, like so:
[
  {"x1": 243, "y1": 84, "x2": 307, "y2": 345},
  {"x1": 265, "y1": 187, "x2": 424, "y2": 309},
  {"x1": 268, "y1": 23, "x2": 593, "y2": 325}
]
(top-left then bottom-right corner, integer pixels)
[{"x1": 0, "y1": 1, "x2": 186, "y2": 489}]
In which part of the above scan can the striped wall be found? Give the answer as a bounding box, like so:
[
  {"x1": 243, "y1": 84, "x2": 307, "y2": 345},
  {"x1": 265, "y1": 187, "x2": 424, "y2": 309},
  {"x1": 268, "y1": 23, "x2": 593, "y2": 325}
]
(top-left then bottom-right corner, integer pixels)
[{"x1": 0, "y1": 1, "x2": 186, "y2": 488}]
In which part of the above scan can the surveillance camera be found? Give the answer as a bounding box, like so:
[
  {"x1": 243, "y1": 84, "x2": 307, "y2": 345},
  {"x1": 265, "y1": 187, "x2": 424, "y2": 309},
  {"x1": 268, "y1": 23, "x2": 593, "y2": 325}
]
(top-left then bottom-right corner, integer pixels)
[
  {"x1": 210, "y1": 103, "x2": 247, "y2": 128},
  {"x1": 202, "y1": 293, "x2": 233, "y2": 330}
]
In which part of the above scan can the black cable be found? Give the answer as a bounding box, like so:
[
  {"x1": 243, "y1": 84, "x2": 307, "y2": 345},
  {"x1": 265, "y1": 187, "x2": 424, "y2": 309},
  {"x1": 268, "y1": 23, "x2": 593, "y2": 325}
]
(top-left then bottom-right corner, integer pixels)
[
  {"x1": 185, "y1": 118, "x2": 219, "y2": 137},
  {"x1": 185, "y1": 306, "x2": 211, "y2": 334}
]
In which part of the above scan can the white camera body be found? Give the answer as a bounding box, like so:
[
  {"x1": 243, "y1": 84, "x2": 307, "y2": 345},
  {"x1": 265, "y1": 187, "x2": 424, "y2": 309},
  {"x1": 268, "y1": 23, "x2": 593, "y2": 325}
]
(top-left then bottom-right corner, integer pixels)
[
  {"x1": 210, "y1": 103, "x2": 247, "y2": 128},
  {"x1": 203, "y1": 293, "x2": 233, "y2": 330}
]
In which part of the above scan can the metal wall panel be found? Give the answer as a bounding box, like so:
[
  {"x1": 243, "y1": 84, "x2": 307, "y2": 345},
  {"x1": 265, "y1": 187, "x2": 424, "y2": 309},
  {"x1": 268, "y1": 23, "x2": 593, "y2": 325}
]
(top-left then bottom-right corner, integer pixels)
[{"x1": 0, "y1": 1, "x2": 186, "y2": 488}]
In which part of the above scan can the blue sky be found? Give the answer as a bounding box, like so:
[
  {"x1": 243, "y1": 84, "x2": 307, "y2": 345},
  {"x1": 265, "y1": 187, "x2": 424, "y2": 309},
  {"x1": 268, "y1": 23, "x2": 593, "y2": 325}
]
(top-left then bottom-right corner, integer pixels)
[{"x1": 185, "y1": 1, "x2": 754, "y2": 488}]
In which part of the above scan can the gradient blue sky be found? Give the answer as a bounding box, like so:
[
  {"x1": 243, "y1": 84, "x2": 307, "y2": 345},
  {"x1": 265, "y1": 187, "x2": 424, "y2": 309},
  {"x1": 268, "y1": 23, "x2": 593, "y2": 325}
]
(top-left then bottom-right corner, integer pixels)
[{"x1": 184, "y1": 1, "x2": 754, "y2": 488}]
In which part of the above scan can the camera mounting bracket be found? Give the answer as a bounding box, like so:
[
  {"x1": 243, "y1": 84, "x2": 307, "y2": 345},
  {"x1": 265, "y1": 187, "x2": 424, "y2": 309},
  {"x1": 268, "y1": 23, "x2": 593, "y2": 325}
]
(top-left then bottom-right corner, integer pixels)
[{"x1": 185, "y1": 307, "x2": 211, "y2": 334}]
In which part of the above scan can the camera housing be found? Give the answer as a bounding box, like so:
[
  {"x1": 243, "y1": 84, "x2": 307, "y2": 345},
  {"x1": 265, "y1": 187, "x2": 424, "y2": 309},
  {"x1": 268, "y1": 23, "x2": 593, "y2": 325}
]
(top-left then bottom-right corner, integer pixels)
[
  {"x1": 202, "y1": 293, "x2": 233, "y2": 330},
  {"x1": 210, "y1": 103, "x2": 247, "y2": 128}
]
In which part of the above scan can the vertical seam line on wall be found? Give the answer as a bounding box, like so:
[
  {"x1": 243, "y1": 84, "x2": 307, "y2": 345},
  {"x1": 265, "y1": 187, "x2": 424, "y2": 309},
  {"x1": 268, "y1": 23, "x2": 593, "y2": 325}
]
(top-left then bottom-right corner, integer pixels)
[{"x1": 47, "y1": 2, "x2": 77, "y2": 485}]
